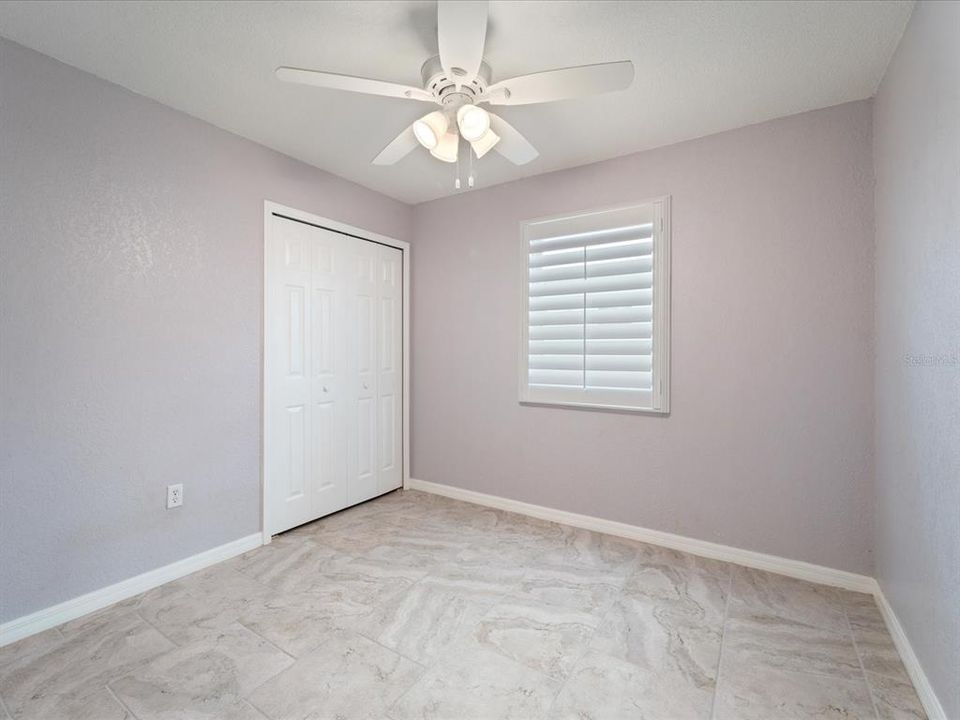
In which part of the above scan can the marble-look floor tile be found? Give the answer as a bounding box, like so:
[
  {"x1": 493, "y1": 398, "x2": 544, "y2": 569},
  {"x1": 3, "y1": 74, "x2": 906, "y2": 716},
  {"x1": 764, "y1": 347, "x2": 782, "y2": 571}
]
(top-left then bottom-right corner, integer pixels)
[
  {"x1": 449, "y1": 504, "x2": 517, "y2": 532},
  {"x1": 549, "y1": 648, "x2": 713, "y2": 719},
  {"x1": 714, "y1": 663, "x2": 876, "y2": 720},
  {"x1": 590, "y1": 593, "x2": 722, "y2": 693},
  {"x1": 357, "y1": 582, "x2": 490, "y2": 665},
  {"x1": 171, "y1": 565, "x2": 278, "y2": 604},
  {"x1": 502, "y1": 511, "x2": 568, "y2": 539},
  {"x1": 866, "y1": 671, "x2": 928, "y2": 720},
  {"x1": 137, "y1": 580, "x2": 269, "y2": 646},
  {"x1": 452, "y1": 536, "x2": 545, "y2": 567},
  {"x1": 229, "y1": 535, "x2": 341, "y2": 591},
  {"x1": 361, "y1": 535, "x2": 467, "y2": 571},
  {"x1": 307, "y1": 520, "x2": 406, "y2": 555},
  {"x1": 419, "y1": 560, "x2": 525, "y2": 607},
  {"x1": 838, "y1": 589, "x2": 884, "y2": 628},
  {"x1": 0, "y1": 490, "x2": 932, "y2": 720},
  {"x1": 110, "y1": 623, "x2": 291, "y2": 720},
  {"x1": 851, "y1": 623, "x2": 911, "y2": 682},
  {"x1": 315, "y1": 554, "x2": 428, "y2": 605},
  {"x1": 302, "y1": 504, "x2": 407, "y2": 537},
  {"x1": 388, "y1": 641, "x2": 560, "y2": 720},
  {"x1": 623, "y1": 562, "x2": 728, "y2": 621},
  {"x1": 0, "y1": 628, "x2": 64, "y2": 676},
  {"x1": 840, "y1": 593, "x2": 912, "y2": 684},
  {"x1": 58, "y1": 595, "x2": 143, "y2": 638},
  {"x1": 472, "y1": 595, "x2": 601, "y2": 681},
  {"x1": 0, "y1": 612, "x2": 174, "y2": 719},
  {"x1": 5, "y1": 687, "x2": 134, "y2": 720},
  {"x1": 723, "y1": 613, "x2": 863, "y2": 679},
  {"x1": 729, "y1": 566, "x2": 847, "y2": 632},
  {"x1": 237, "y1": 588, "x2": 372, "y2": 657},
  {"x1": 248, "y1": 628, "x2": 422, "y2": 720},
  {"x1": 516, "y1": 562, "x2": 625, "y2": 614},
  {"x1": 537, "y1": 526, "x2": 641, "y2": 571},
  {"x1": 633, "y1": 542, "x2": 732, "y2": 580}
]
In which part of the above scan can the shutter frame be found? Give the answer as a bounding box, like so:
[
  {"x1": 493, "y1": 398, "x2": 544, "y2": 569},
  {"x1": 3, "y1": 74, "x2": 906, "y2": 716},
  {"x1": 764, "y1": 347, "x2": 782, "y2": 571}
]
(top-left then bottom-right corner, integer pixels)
[{"x1": 519, "y1": 198, "x2": 671, "y2": 414}]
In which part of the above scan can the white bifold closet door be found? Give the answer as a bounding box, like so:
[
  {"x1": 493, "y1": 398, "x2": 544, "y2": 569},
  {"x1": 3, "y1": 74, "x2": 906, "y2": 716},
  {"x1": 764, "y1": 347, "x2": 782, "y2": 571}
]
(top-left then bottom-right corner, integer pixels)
[{"x1": 265, "y1": 215, "x2": 402, "y2": 535}]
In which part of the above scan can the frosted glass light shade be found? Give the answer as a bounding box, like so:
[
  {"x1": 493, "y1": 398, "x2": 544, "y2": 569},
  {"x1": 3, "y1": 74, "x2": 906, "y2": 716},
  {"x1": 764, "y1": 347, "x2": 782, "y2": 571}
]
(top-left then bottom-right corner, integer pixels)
[
  {"x1": 412, "y1": 111, "x2": 448, "y2": 149},
  {"x1": 430, "y1": 131, "x2": 459, "y2": 163},
  {"x1": 456, "y1": 105, "x2": 490, "y2": 142}
]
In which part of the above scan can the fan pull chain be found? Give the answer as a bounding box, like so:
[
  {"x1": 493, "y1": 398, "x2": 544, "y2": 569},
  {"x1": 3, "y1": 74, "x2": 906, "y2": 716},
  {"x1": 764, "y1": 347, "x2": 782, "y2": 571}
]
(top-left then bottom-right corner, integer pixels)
[
  {"x1": 455, "y1": 140, "x2": 461, "y2": 189},
  {"x1": 468, "y1": 146, "x2": 475, "y2": 188}
]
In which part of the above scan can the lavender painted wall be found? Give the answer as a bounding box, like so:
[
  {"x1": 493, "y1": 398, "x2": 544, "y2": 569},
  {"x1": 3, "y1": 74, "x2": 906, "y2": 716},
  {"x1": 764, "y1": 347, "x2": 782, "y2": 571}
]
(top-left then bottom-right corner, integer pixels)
[
  {"x1": 411, "y1": 101, "x2": 876, "y2": 574},
  {"x1": 0, "y1": 39, "x2": 412, "y2": 622},
  {"x1": 873, "y1": 2, "x2": 960, "y2": 716}
]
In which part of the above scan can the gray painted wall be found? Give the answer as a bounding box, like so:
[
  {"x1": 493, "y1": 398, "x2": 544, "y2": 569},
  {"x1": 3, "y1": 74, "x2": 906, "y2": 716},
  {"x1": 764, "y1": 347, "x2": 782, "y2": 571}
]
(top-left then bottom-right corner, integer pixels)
[
  {"x1": 0, "y1": 39, "x2": 412, "y2": 622},
  {"x1": 873, "y1": 2, "x2": 960, "y2": 716},
  {"x1": 411, "y1": 101, "x2": 876, "y2": 574}
]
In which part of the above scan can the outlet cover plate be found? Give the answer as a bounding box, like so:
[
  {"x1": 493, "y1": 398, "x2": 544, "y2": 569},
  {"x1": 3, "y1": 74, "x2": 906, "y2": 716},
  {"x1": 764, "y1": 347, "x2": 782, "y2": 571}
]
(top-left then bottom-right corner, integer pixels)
[{"x1": 167, "y1": 483, "x2": 183, "y2": 509}]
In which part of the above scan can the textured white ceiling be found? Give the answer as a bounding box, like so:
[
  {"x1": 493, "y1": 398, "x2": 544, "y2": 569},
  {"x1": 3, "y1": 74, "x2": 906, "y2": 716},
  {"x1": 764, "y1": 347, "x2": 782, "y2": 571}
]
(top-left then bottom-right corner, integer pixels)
[{"x1": 0, "y1": 1, "x2": 913, "y2": 204}]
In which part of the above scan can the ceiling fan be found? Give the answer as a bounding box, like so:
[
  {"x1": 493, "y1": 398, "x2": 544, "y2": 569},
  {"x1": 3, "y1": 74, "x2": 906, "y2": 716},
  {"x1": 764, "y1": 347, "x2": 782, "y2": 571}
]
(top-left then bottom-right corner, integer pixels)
[{"x1": 276, "y1": 0, "x2": 634, "y2": 171}]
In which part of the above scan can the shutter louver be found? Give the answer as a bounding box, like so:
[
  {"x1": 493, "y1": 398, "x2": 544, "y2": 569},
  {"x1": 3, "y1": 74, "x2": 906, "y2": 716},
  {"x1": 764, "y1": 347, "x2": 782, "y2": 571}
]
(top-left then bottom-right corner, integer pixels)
[{"x1": 521, "y1": 200, "x2": 668, "y2": 412}]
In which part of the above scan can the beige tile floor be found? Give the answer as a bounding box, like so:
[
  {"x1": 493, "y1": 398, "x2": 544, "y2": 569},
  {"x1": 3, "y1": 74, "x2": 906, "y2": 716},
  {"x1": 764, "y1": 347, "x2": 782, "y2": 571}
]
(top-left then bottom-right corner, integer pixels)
[{"x1": 0, "y1": 489, "x2": 928, "y2": 720}]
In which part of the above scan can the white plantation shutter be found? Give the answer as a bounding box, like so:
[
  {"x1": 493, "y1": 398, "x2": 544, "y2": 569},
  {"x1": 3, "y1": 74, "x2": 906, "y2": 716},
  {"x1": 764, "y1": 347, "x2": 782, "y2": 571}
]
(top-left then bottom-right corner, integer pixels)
[{"x1": 520, "y1": 199, "x2": 670, "y2": 412}]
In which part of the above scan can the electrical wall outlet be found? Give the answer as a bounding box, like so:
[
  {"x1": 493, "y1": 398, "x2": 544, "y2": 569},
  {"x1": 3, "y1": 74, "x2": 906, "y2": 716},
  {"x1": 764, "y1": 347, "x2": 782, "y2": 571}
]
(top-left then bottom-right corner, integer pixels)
[{"x1": 167, "y1": 483, "x2": 183, "y2": 509}]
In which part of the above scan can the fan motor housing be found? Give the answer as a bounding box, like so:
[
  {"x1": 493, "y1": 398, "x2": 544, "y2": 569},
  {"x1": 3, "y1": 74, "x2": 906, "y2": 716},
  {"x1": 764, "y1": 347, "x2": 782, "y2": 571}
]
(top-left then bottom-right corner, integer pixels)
[{"x1": 421, "y1": 55, "x2": 491, "y2": 105}]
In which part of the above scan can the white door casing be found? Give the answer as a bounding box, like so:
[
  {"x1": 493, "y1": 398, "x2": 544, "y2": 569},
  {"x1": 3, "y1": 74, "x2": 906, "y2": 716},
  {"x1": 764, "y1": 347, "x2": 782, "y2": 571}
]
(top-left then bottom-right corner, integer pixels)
[{"x1": 263, "y1": 204, "x2": 407, "y2": 537}]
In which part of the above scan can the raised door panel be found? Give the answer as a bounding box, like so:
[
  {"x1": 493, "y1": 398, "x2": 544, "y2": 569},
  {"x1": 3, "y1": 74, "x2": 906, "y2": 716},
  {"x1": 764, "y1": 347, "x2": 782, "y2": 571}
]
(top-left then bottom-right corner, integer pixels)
[
  {"x1": 377, "y1": 246, "x2": 403, "y2": 492},
  {"x1": 265, "y1": 218, "x2": 315, "y2": 533},
  {"x1": 310, "y1": 227, "x2": 349, "y2": 518},
  {"x1": 285, "y1": 285, "x2": 306, "y2": 377},
  {"x1": 348, "y1": 243, "x2": 380, "y2": 505},
  {"x1": 283, "y1": 404, "x2": 307, "y2": 501}
]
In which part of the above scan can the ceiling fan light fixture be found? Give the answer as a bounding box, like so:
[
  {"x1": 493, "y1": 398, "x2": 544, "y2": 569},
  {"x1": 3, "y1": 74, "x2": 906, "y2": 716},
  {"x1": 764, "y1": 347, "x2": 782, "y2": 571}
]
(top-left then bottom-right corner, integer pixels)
[
  {"x1": 412, "y1": 111, "x2": 448, "y2": 149},
  {"x1": 469, "y1": 128, "x2": 500, "y2": 159},
  {"x1": 456, "y1": 104, "x2": 490, "y2": 142},
  {"x1": 430, "y1": 131, "x2": 460, "y2": 163}
]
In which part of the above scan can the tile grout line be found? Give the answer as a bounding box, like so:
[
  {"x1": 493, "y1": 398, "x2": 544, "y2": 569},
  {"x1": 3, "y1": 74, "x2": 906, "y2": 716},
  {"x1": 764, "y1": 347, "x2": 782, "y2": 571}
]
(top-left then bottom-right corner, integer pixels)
[
  {"x1": 134, "y1": 609, "x2": 182, "y2": 649},
  {"x1": 105, "y1": 682, "x2": 142, "y2": 720},
  {"x1": 544, "y1": 586, "x2": 619, "y2": 714},
  {"x1": 242, "y1": 694, "x2": 276, "y2": 720},
  {"x1": 381, "y1": 558, "x2": 556, "y2": 718},
  {"x1": 233, "y1": 620, "x2": 298, "y2": 663},
  {"x1": 539, "y1": 549, "x2": 641, "y2": 716},
  {"x1": 357, "y1": 628, "x2": 429, "y2": 670},
  {"x1": 380, "y1": 635, "x2": 437, "y2": 717},
  {"x1": 843, "y1": 603, "x2": 883, "y2": 720},
  {"x1": 708, "y1": 564, "x2": 735, "y2": 720}
]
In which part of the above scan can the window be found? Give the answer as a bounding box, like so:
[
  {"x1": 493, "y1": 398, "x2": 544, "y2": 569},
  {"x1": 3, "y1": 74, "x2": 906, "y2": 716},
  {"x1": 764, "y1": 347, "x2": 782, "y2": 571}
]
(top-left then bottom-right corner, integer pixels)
[{"x1": 519, "y1": 198, "x2": 670, "y2": 413}]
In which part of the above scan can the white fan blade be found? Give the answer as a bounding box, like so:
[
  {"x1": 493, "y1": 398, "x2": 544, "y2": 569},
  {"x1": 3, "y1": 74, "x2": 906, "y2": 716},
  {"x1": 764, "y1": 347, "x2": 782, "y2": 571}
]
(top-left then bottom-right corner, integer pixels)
[
  {"x1": 276, "y1": 67, "x2": 434, "y2": 102},
  {"x1": 482, "y1": 61, "x2": 634, "y2": 106},
  {"x1": 488, "y1": 114, "x2": 538, "y2": 165},
  {"x1": 437, "y1": 0, "x2": 488, "y2": 86},
  {"x1": 372, "y1": 126, "x2": 420, "y2": 166}
]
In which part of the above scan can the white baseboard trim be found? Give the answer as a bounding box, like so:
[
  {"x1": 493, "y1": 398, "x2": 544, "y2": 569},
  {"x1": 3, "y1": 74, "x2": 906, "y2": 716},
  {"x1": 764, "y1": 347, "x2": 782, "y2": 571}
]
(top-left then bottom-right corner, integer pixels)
[
  {"x1": 408, "y1": 478, "x2": 876, "y2": 592},
  {"x1": 874, "y1": 589, "x2": 948, "y2": 720},
  {"x1": 0, "y1": 533, "x2": 262, "y2": 648},
  {"x1": 409, "y1": 478, "x2": 949, "y2": 718}
]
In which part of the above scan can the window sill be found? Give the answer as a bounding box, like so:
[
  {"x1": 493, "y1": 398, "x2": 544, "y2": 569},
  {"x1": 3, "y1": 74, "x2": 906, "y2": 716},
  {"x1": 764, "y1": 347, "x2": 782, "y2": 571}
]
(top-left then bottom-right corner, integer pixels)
[{"x1": 518, "y1": 399, "x2": 670, "y2": 416}]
